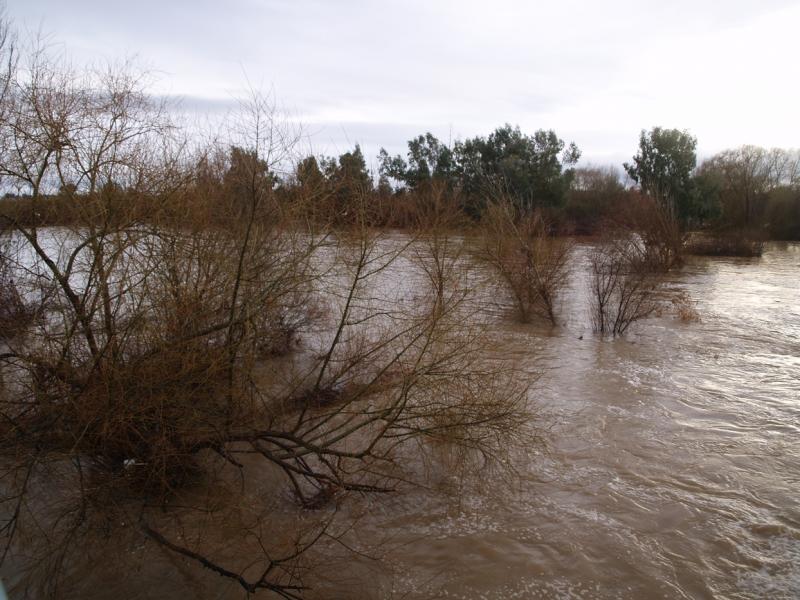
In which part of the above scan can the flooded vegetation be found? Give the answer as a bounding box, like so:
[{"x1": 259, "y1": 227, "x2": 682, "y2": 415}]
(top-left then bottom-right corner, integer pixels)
[
  {"x1": 1, "y1": 8, "x2": 799, "y2": 600},
  {"x1": 347, "y1": 242, "x2": 800, "y2": 599},
  {"x1": 3, "y1": 231, "x2": 798, "y2": 599}
]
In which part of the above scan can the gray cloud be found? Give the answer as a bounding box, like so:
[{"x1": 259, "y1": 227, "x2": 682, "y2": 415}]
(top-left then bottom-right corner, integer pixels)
[{"x1": 11, "y1": 0, "x2": 800, "y2": 167}]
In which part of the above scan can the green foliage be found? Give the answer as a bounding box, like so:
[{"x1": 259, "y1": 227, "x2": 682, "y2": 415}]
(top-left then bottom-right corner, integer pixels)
[
  {"x1": 332, "y1": 144, "x2": 373, "y2": 194},
  {"x1": 690, "y1": 169, "x2": 723, "y2": 224},
  {"x1": 456, "y1": 125, "x2": 580, "y2": 212},
  {"x1": 624, "y1": 127, "x2": 698, "y2": 226},
  {"x1": 293, "y1": 146, "x2": 374, "y2": 217},
  {"x1": 296, "y1": 155, "x2": 325, "y2": 191},
  {"x1": 379, "y1": 126, "x2": 580, "y2": 219},
  {"x1": 378, "y1": 133, "x2": 456, "y2": 190},
  {"x1": 223, "y1": 146, "x2": 275, "y2": 211}
]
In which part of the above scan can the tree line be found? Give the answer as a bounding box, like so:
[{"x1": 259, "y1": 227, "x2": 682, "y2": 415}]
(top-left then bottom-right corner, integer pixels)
[
  {"x1": 3, "y1": 120, "x2": 799, "y2": 240},
  {"x1": 286, "y1": 125, "x2": 800, "y2": 240}
]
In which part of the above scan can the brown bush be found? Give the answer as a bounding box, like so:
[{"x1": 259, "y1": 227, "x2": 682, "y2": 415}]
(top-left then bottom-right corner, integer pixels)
[
  {"x1": 589, "y1": 232, "x2": 662, "y2": 336},
  {"x1": 684, "y1": 230, "x2": 765, "y2": 257},
  {"x1": 0, "y1": 36, "x2": 529, "y2": 598},
  {"x1": 615, "y1": 192, "x2": 684, "y2": 270},
  {"x1": 0, "y1": 249, "x2": 36, "y2": 340},
  {"x1": 478, "y1": 197, "x2": 572, "y2": 325},
  {"x1": 669, "y1": 291, "x2": 701, "y2": 323}
]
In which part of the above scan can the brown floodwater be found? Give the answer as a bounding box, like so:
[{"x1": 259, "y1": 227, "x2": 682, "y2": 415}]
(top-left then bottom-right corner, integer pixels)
[
  {"x1": 310, "y1": 241, "x2": 800, "y2": 599},
  {"x1": 5, "y1": 239, "x2": 799, "y2": 600}
]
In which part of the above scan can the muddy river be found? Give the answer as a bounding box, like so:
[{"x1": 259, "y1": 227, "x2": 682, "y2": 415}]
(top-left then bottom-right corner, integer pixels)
[
  {"x1": 319, "y1": 241, "x2": 800, "y2": 599},
  {"x1": 4, "y1": 240, "x2": 799, "y2": 600}
]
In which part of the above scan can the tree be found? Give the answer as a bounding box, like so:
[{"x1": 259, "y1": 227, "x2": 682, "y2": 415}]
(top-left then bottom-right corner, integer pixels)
[
  {"x1": 478, "y1": 197, "x2": 573, "y2": 325},
  {"x1": 624, "y1": 127, "x2": 698, "y2": 226},
  {"x1": 333, "y1": 144, "x2": 372, "y2": 193},
  {"x1": 378, "y1": 127, "x2": 579, "y2": 219},
  {"x1": 564, "y1": 166, "x2": 626, "y2": 234},
  {"x1": 698, "y1": 145, "x2": 799, "y2": 228},
  {"x1": 223, "y1": 145, "x2": 276, "y2": 216},
  {"x1": 455, "y1": 125, "x2": 580, "y2": 216},
  {"x1": 378, "y1": 133, "x2": 456, "y2": 190},
  {"x1": 322, "y1": 144, "x2": 373, "y2": 221},
  {"x1": 296, "y1": 155, "x2": 325, "y2": 191}
]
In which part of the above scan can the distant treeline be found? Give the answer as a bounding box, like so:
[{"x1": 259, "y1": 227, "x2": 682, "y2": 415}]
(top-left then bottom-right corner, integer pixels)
[{"x1": 3, "y1": 125, "x2": 799, "y2": 240}]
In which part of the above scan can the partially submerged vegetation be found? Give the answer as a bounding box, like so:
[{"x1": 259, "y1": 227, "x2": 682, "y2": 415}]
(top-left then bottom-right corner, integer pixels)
[
  {"x1": 0, "y1": 12, "x2": 796, "y2": 600},
  {"x1": 684, "y1": 230, "x2": 766, "y2": 257},
  {"x1": 589, "y1": 233, "x2": 662, "y2": 337},
  {"x1": 0, "y1": 28, "x2": 531, "y2": 598},
  {"x1": 478, "y1": 197, "x2": 572, "y2": 325}
]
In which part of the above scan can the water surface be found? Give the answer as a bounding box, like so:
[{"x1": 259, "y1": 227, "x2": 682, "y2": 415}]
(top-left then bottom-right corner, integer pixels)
[{"x1": 331, "y1": 242, "x2": 800, "y2": 600}]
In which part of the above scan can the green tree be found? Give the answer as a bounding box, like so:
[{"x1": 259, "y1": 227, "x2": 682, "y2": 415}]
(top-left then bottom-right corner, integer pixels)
[
  {"x1": 690, "y1": 168, "x2": 723, "y2": 224},
  {"x1": 318, "y1": 145, "x2": 373, "y2": 220},
  {"x1": 454, "y1": 125, "x2": 580, "y2": 215},
  {"x1": 326, "y1": 144, "x2": 373, "y2": 197},
  {"x1": 378, "y1": 133, "x2": 456, "y2": 190},
  {"x1": 223, "y1": 145, "x2": 275, "y2": 213},
  {"x1": 624, "y1": 127, "x2": 698, "y2": 226},
  {"x1": 296, "y1": 155, "x2": 325, "y2": 190}
]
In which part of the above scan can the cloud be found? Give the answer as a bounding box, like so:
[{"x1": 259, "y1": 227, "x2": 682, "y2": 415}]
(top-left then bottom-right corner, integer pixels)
[{"x1": 12, "y1": 0, "x2": 800, "y2": 166}]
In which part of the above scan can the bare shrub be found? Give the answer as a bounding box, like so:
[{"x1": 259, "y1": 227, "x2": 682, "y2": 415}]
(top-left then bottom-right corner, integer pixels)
[
  {"x1": 589, "y1": 233, "x2": 662, "y2": 336},
  {"x1": 478, "y1": 197, "x2": 572, "y2": 325},
  {"x1": 0, "y1": 32, "x2": 529, "y2": 598},
  {"x1": 410, "y1": 182, "x2": 468, "y2": 318},
  {"x1": 684, "y1": 230, "x2": 765, "y2": 257},
  {"x1": 619, "y1": 193, "x2": 684, "y2": 270},
  {"x1": 670, "y1": 290, "x2": 700, "y2": 323},
  {"x1": 0, "y1": 244, "x2": 36, "y2": 339}
]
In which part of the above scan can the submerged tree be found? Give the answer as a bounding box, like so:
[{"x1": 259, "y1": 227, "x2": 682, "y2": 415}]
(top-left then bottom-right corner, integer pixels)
[{"x1": 589, "y1": 233, "x2": 661, "y2": 336}]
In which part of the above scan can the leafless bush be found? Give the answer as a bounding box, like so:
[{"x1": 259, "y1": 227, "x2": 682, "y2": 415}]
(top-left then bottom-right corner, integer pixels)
[
  {"x1": 684, "y1": 230, "x2": 765, "y2": 257},
  {"x1": 0, "y1": 29, "x2": 529, "y2": 598},
  {"x1": 0, "y1": 243, "x2": 36, "y2": 339},
  {"x1": 410, "y1": 182, "x2": 468, "y2": 318},
  {"x1": 669, "y1": 290, "x2": 700, "y2": 323},
  {"x1": 619, "y1": 193, "x2": 684, "y2": 270},
  {"x1": 589, "y1": 233, "x2": 662, "y2": 336},
  {"x1": 478, "y1": 197, "x2": 572, "y2": 325}
]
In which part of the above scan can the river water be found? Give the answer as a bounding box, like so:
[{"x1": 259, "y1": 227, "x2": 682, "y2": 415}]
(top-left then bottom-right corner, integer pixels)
[
  {"x1": 315, "y1": 241, "x2": 800, "y2": 599},
  {"x1": 4, "y1": 239, "x2": 799, "y2": 600}
]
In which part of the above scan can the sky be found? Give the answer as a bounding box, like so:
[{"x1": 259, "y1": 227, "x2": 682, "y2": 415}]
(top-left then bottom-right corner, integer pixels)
[{"x1": 7, "y1": 0, "x2": 800, "y2": 171}]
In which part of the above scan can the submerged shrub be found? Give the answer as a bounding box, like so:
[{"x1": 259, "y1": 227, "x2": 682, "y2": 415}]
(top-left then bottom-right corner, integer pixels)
[
  {"x1": 479, "y1": 198, "x2": 572, "y2": 325},
  {"x1": 670, "y1": 290, "x2": 701, "y2": 323},
  {"x1": 621, "y1": 193, "x2": 685, "y2": 270},
  {"x1": 0, "y1": 248, "x2": 37, "y2": 340},
  {"x1": 589, "y1": 234, "x2": 661, "y2": 336},
  {"x1": 685, "y1": 230, "x2": 765, "y2": 257},
  {"x1": 0, "y1": 21, "x2": 531, "y2": 597}
]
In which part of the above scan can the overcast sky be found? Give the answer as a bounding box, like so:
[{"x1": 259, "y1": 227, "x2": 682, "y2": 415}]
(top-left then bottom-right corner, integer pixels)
[{"x1": 8, "y1": 0, "x2": 800, "y2": 170}]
